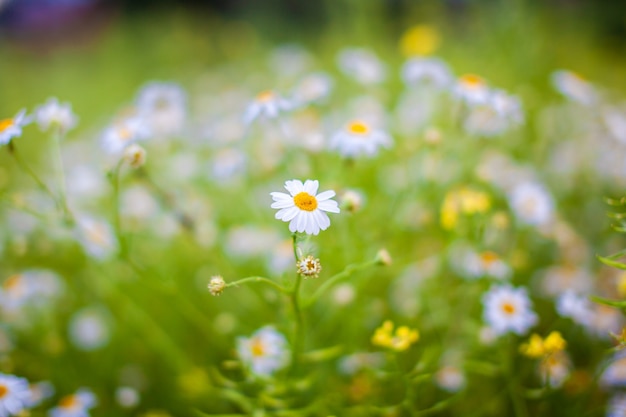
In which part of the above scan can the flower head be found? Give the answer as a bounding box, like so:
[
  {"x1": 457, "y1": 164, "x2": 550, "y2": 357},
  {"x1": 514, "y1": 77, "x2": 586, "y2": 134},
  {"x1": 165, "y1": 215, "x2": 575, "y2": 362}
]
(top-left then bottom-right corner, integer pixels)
[
  {"x1": 236, "y1": 326, "x2": 290, "y2": 377},
  {"x1": 482, "y1": 284, "x2": 538, "y2": 336},
  {"x1": 399, "y1": 24, "x2": 441, "y2": 57},
  {"x1": 270, "y1": 179, "x2": 340, "y2": 235},
  {"x1": 101, "y1": 115, "x2": 151, "y2": 154},
  {"x1": 520, "y1": 331, "x2": 566, "y2": 359},
  {"x1": 0, "y1": 373, "x2": 32, "y2": 417},
  {"x1": 123, "y1": 144, "x2": 147, "y2": 168},
  {"x1": 329, "y1": 120, "x2": 392, "y2": 158},
  {"x1": 35, "y1": 97, "x2": 78, "y2": 134},
  {"x1": 243, "y1": 90, "x2": 292, "y2": 125},
  {"x1": 296, "y1": 255, "x2": 322, "y2": 278},
  {"x1": 49, "y1": 388, "x2": 97, "y2": 417},
  {"x1": 453, "y1": 74, "x2": 490, "y2": 106},
  {"x1": 208, "y1": 276, "x2": 226, "y2": 296},
  {"x1": 0, "y1": 109, "x2": 29, "y2": 146},
  {"x1": 371, "y1": 320, "x2": 419, "y2": 352},
  {"x1": 136, "y1": 82, "x2": 186, "y2": 137}
]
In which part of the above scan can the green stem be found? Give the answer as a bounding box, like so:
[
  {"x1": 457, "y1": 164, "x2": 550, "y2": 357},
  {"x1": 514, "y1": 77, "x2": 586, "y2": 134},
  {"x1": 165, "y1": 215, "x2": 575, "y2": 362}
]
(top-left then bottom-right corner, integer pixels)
[
  {"x1": 303, "y1": 259, "x2": 378, "y2": 308},
  {"x1": 110, "y1": 159, "x2": 127, "y2": 258},
  {"x1": 8, "y1": 142, "x2": 59, "y2": 208},
  {"x1": 51, "y1": 129, "x2": 73, "y2": 223},
  {"x1": 504, "y1": 336, "x2": 529, "y2": 417},
  {"x1": 225, "y1": 277, "x2": 290, "y2": 293},
  {"x1": 290, "y1": 273, "x2": 304, "y2": 372}
]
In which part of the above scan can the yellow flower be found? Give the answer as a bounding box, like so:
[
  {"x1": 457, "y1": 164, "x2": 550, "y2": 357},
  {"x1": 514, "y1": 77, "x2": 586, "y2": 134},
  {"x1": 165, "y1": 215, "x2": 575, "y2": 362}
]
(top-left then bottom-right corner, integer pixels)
[
  {"x1": 520, "y1": 331, "x2": 566, "y2": 359},
  {"x1": 440, "y1": 187, "x2": 491, "y2": 230},
  {"x1": 399, "y1": 24, "x2": 441, "y2": 57},
  {"x1": 372, "y1": 320, "x2": 419, "y2": 352}
]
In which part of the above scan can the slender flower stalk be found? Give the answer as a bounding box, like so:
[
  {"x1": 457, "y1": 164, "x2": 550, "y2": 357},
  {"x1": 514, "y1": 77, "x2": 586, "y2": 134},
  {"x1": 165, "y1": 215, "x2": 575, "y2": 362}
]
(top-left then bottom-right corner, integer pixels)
[{"x1": 51, "y1": 129, "x2": 73, "y2": 223}]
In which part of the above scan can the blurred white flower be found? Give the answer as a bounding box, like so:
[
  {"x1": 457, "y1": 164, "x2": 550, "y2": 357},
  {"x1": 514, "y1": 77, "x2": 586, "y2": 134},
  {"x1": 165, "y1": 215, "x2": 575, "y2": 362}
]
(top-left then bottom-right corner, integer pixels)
[
  {"x1": 35, "y1": 98, "x2": 78, "y2": 134},
  {"x1": 482, "y1": 284, "x2": 537, "y2": 336},
  {"x1": 0, "y1": 109, "x2": 29, "y2": 146},
  {"x1": 291, "y1": 72, "x2": 334, "y2": 106},
  {"x1": 69, "y1": 308, "x2": 111, "y2": 351},
  {"x1": 225, "y1": 226, "x2": 282, "y2": 259},
  {"x1": 556, "y1": 290, "x2": 593, "y2": 327},
  {"x1": 551, "y1": 70, "x2": 597, "y2": 106},
  {"x1": 101, "y1": 115, "x2": 150, "y2": 154},
  {"x1": 237, "y1": 326, "x2": 290, "y2": 377},
  {"x1": 136, "y1": 82, "x2": 186, "y2": 137},
  {"x1": 270, "y1": 179, "x2": 340, "y2": 235},
  {"x1": 435, "y1": 365, "x2": 466, "y2": 392},
  {"x1": 337, "y1": 48, "x2": 386, "y2": 85},
  {"x1": 463, "y1": 89, "x2": 524, "y2": 137},
  {"x1": 115, "y1": 386, "x2": 140, "y2": 408},
  {"x1": 401, "y1": 57, "x2": 453, "y2": 89},
  {"x1": 453, "y1": 74, "x2": 490, "y2": 106},
  {"x1": 75, "y1": 216, "x2": 117, "y2": 260},
  {"x1": 607, "y1": 393, "x2": 626, "y2": 417},
  {"x1": 243, "y1": 90, "x2": 292, "y2": 125},
  {"x1": 508, "y1": 181, "x2": 555, "y2": 227},
  {"x1": 329, "y1": 119, "x2": 392, "y2": 158},
  {"x1": 539, "y1": 351, "x2": 571, "y2": 388},
  {"x1": 540, "y1": 264, "x2": 593, "y2": 297},
  {"x1": 49, "y1": 388, "x2": 97, "y2": 417},
  {"x1": 602, "y1": 351, "x2": 626, "y2": 388},
  {"x1": 0, "y1": 373, "x2": 32, "y2": 417},
  {"x1": 338, "y1": 352, "x2": 385, "y2": 375}
]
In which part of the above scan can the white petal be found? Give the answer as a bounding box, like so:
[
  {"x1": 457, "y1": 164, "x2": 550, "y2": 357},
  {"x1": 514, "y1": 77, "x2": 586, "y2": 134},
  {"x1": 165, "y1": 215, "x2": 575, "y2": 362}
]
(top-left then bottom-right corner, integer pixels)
[
  {"x1": 303, "y1": 180, "x2": 319, "y2": 195},
  {"x1": 288, "y1": 219, "x2": 298, "y2": 233},
  {"x1": 315, "y1": 190, "x2": 336, "y2": 201},
  {"x1": 284, "y1": 180, "x2": 304, "y2": 196},
  {"x1": 318, "y1": 200, "x2": 340, "y2": 213},
  {"x1": 314, "y1": 210, "x2": 330, "y2": 230},
  {"x1": 270, "y1": 192, "x2": 292, "y2": 201},
  {"x1": 296, "y1": 212, "x2": 307, "y2": 233},
  {"x1": 271, "y1": 200, "x2": 295, "y2": 209}
]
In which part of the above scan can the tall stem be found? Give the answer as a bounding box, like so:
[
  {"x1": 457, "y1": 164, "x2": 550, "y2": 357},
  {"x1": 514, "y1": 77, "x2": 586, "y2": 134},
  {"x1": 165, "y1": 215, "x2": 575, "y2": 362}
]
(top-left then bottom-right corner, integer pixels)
[
  {"x1": 110, "y1": 159, "x2": 127, "y2": 258},
  {"x1": 51, "y1": 129, "x2": 73, "y2": 223},
  {"x1": 290, "y1": 233, "x2": 304, "y2": 372}
]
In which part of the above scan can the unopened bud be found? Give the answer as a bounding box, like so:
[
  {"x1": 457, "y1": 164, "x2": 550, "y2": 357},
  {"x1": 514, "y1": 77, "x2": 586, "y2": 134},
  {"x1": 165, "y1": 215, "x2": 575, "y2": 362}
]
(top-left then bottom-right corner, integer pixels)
[
  {"x1": 208, "y1": 275, "x2": 226, "y2": 296},
  {"x1": 375, "y1": 249, "x2": 392, "y2": 266}
]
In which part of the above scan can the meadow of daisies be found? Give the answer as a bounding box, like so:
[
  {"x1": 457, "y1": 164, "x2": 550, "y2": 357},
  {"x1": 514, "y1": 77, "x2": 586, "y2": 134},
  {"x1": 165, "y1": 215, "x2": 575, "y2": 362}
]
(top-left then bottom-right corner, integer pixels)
[{"x1": 2, "y1": 5, "x2": 626, "y2": 417}]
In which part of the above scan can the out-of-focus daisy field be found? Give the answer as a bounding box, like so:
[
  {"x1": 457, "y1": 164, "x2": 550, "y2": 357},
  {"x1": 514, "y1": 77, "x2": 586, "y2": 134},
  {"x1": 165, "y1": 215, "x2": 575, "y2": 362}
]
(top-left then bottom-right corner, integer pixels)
[{"x1": 2, "y1": 0, "x2": 626, "y2": 415}]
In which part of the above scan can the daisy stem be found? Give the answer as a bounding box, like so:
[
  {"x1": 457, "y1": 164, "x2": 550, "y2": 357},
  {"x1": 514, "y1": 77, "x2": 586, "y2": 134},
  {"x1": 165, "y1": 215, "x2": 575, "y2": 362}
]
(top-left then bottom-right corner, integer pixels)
[
  {"x1": 51, "y1": 129, "x2": 73, "y2": 224},
  {"x1": 303, "y1": 259, "x2": 378, "y2": 308},
  {"x1": 7, "y1": 141, "x2": 60, "y2": 210},
  {"x1": 289, "y1": 232, "x2": 304, "y2": 372},
  {"x1": 225, "y1": 277, "x2": 290, "y2": 293},
  {"x1": 110, "y1": 159, "x2": 128, "y2": 258}
]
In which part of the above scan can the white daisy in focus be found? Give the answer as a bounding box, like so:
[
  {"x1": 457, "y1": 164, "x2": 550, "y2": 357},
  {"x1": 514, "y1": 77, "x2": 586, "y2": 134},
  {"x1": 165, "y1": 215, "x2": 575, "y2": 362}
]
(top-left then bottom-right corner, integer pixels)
[
  {"x1": 401, "y1": 57, "x2": 453, "y2": 90},
  {"x1": 551, "y1": 70, "x2": 597, "y2": 106},
  {"x1": 101, "y1": 115, "x2": 150, "y2": 154},
  {"x1": 337, "y1": 48, "x2": 386, "y2": 85},
  {"x1": 329, "y1": 120, "x2": 392, "y2": 158},
  {"x1": 236, "y1": 326, "x2": 290, "y2": 377},
  {"x1": 0, "y1": 109, "x2": 30, "y2": 146},
  {"x1": 49, "y1": 388, "x2": 97, "y2": 417},
  {"x1": 35, "y1": 98, "x2": 78, "y2": 134},
  {"x1": 0, "y1": 373, "x2": 32, "y2": 417},
  {"x1": 270, "y1": 179, "x2": 340, "y2": 235},
  {"x1": 75, "y1": 216, "x2": 118, "y2": 260},
  {"x1": 508, "y1": 181, "x2": 555, "y2": 227},
  {"x1": 243, "y1": 90, "x2": 292, "y2": 125},
  {"x1": 136, "y1": 82, "x2": 186, "y2": 137},
  {"x1": 482, "y1": 284, "x2": 538, "y2": 336},
  {"x1": 453, "y1": 74, "x2": 490, "y2": 106}
]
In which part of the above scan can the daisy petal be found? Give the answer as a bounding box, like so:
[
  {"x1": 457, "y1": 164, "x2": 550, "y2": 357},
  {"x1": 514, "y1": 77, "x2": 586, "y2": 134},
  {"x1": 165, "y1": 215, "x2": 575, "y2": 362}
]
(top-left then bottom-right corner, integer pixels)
[{"x1": 315, "y1": 190, "x2": 336, "y2": 201}]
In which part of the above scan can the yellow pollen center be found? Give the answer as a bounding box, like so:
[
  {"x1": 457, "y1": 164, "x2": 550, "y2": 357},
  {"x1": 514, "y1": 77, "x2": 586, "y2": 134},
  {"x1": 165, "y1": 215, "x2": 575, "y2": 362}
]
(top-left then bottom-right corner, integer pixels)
[
  {"x1": 118, "y1": 127, "x2": 133, "y2": 141},
  {"x1": 480, "y1": 251, "x2": 498, "y2": 265},
  {"x1": 502, "y1": 302, "x2": 516, "y2": 315},
  {"x1": 251, "y1": 338, "x2": 265, "y2": 357},
  {"x1": 306, "y1": 260, "x2": 316, "y2": 270},
  {"x1": 0, "y1": 384, "x2": 8, "y2": 399},
  {"x1": 0, "y1": 119, "x2": 13, "y2": 133},
  {"x1": 3, "y1": 274, "x2": 22, "y2": 291},
  {"x1": 59, "y1": 395, "x2": 78, "y2": 409},
  {"x1": 348, "y1": 121, "x2": 369, "y2": 135},
  {"x1": 294, "y1": 192, "x2": 318, "y2": 211},
  {"x1": 461, "y1": 74, "x2": 483, "y2": 88},
  {"x1": 257, "y1": 90, "x2": 274, "y2": 102}
]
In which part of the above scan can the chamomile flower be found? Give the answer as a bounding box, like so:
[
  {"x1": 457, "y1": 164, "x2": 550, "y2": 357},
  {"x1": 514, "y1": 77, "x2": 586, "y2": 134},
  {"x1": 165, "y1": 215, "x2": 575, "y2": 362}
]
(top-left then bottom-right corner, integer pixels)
[
  {"x1": 296, "y1": 255, "x2": 322, "y2": 278},
  {"x1": 236, "y1": 326, "x2": 290, "y2": 377},
  {"x1": 453, "y1": 74, "x2": 490, "y2": 106},
  {"x1": 270, "y1": 179, "x2": 340, "y2": 235},
  {"x1": 607, "y1": 394, "x2": 626, "y2": 417},
  {"x1": 101, "y1": 115, "x2": 150, "y2": 154},
  {"x1": 49, "y1": 388, "x2": 97, "y2": 417},
  {"x1": 556, "y1": 290, "x2": 593, "y2": 327},
  {"x1": 0, "y1": 109, "x2": 29, "y2": 146},
  {"x1": 482, "y1": 284, "x2": 538, "y2": 336},
  {"x1": 401, "y1": 57, "x2": 453, "y2": 90},
  {"x1": 291, "y1": 72, "x2": 334, "y2": 106},
  {"x1": 551, "y1": 70, "x2": 597, "y2": 106},
  {"x1": 508, "y1": 181, "x2": 555, "y2": 227},
  {"x1": 75, "y1": 216, "x2": 118, "y2": 260},
  {"x1": 243, "y1": 90, "x2": 292, "y2": 125},
  {"x1": 135, "y1": 82, "x2": 186, "y2": 137},
  {"x1": 435, "y1": 365, "x2": 466, "y2": 393},
  {"x1": 337, "y1": 48, "x2": 387, "y2": 85},
  {"x1": 0, "y1": 373, "x2": 32, "y2": 417},
  {"x1": 35, "y1": 97, "x2": 78, "y2": 134},
  {"x1": 329, "y1": 120, "x2": 392, "y2": 158}
]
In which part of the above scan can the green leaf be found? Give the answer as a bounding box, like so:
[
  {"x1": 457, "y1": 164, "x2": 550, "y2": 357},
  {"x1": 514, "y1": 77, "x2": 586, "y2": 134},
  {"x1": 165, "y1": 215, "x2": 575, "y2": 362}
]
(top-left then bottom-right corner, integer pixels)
[{"x1": 597, "y1": 255, "x2": 626, "y2": 270}]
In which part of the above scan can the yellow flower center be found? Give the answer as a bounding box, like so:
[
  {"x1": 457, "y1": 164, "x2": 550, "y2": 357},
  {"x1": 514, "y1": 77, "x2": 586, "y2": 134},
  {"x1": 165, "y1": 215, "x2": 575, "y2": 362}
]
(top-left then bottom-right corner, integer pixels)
[
  {"x1": 501, "y1": 302, "x2": 516, "y2": 315},
  {"x1": 257, "y1": 90, "x2": 274, "y2": 102},
  {"x1": 480, "y1": 251, "x2": 498, "y2": 266},
  {"x1": 347, "y1": 121, "x2": 369, "y2": 135},
  {"x1": 118, "y1": 127, "x2": 133, "y2": 141},
  {"x1": 0, "y1": 118, "x2": 13, "y2": 133},
  {"x1": 460, "y1": 74, "x2": 484, "y2": 88},
  {"x1": 59, "y1": 394, "x2": 78, "y2": 409},
  {"x1": 3, "y1": 274, "x2": 22, "y2": 291},
  {"x1": 0, "y1": 384, "x2": 8, "y2": 399},
  {"x1": 251, "y1": 338, "x2": 265, "y2": 357},
  {"x1": 293, "y1": 192, "x2": 318, "y2": 211}
]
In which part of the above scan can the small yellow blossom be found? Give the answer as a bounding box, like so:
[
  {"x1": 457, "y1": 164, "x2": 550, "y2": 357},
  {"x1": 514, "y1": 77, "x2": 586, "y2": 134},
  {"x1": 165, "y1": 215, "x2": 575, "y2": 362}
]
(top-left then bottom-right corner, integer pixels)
[
  {"x1": 520, "y1": 331, "x2": 566, "y2": 358},
  {"x1": 372, "y1": 320, "x2": 419, "y2": 352},
  {"x1": 441, "y1": 187, "x2": 491, "y2": 230},
  {"x1": 399, "y1": 24, "x2": 441, "y2": 57}
]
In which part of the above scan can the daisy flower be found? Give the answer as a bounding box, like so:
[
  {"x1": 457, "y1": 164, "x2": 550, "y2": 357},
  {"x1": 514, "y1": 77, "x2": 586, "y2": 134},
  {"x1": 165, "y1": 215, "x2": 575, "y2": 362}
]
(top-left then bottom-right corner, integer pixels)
[
  {"x1": 35, "y1": 97, "x2": 78, "y2": 134},
  {"x1": 236, "y1": 326, "x2": 290, "y2": 377},
  {"x1": 453, "y1": 74, "x2": 490, "y2": 106},
  {"x1": 291, "y1": 72, "x2": 334, "y2": 107},
  {"x1": 508, "y1": 181, "x2": 555, "y2": 227},
  {"x1": 551, "y1": 70, "x2": 597, "y2": 106},
  {"x1": 270, "y1": 179, "x2": 340, "y2": 235},
  {"x1": 482, "y1": 284, "x2": 538, "y2": 336},
  {"x1": 243, "y1": 90, "x2": 292, "y2": 125},
  {"x1": 0, "y1": 109, "x2": 29, "y2": 146},
  {"x1": 401, "y1": 57, "x2": 453, "y2": 90},
  {"x1": 49, "y1": 388, "x2": 97, "y2": 417},
  {"x1": 135, "y1": 82, "x2": 186, "y2": 137},
  {"x1": 337, "y1": 47, "x2": 387, "y2": 85},
  {"x1": 75, "y1": 216, "x2": 118, "y2": 260},
  {"x1": 607, "y1": 394, "x2": 626, "y2": 417},
  {"x1": 0, "y1": 373, "x2": 32, "y2": 417},
  {"x1": 101, "y1": 115, "x2": 150, "y2": 154},
  {"x1": 329, "y1": 120, "x2": 392, "y2": 158}
]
